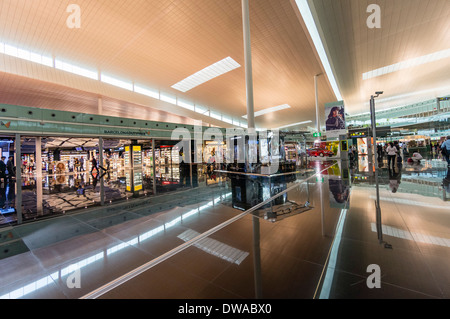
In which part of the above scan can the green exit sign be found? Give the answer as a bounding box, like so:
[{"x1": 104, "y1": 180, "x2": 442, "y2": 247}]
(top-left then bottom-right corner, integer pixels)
[{"x1": 313, "y1": 133, "x2": 322, "y2": 137}]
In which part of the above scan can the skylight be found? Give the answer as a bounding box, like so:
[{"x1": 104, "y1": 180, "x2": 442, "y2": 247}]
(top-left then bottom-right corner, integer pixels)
[
  {"x1": 100, "y1": 74, "x2": 133, "y2": 91},
  {"x1": 177, "y1": 99, "x2": 195, "y2": 111},
  {"x1": 294, "y1": 0, "x2": 343, "y2": 101},
  {"x1": 160, "y1": 93, "x2": 177, "y2": 105},
  {"x1": 171, "y1": 57, "x2": 241, "y2": 93},
  {"x1": 134, "y1": 85, "x2": 159, "y2": 99},
  {"x1": 55, "y1": 59, "x2": 98, "y2": 80},
  {"x1": 363, "y1": 48, "x2": 450, "y2": 80},
  {"x1": 194, "y1": 104, "x2": 209, "y2": 115},
  {"x1": 242, "y1": 104, "x2": 291, "y2": 119},
  {"x1": 1, "y1": 42, "x2": 53, "y2": 67}
]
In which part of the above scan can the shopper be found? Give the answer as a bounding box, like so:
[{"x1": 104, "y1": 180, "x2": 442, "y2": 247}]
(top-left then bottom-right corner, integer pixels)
[
  {"x1": 6, "y1": 156, "x2": 16, "y2": 181},
  {"x1": 411, "y1": 151, "x2": 423, "y2": 164},
  {"x1": 441, "y1": 136, "x2": 450, "y2": 167},
  {"x1": 91, "y1": 156, "x2": 98, "y2": 173},
  {"x1": 386, "y1": 142, "x2": 397, "y2": 169},
  {"x1": 0, "y1": 157, "x2": 6, "y2": 182},
  {"x1": 377, "y1": 144, "x2": 383, "y2": 161}
]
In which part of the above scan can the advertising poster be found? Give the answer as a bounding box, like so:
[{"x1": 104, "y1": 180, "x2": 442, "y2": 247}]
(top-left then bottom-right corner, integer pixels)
[
  {"x1": 325, "y1": 101, "x2": 346, "y2": 138},
  {"x1": 357, "y1": 138, "x2": 368, "y2": 155}
]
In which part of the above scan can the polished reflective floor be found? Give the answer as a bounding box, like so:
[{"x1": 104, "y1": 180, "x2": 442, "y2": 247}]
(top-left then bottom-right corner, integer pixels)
[{"x1": 0, "y1": 155, "x2": 449, "y2": 299}]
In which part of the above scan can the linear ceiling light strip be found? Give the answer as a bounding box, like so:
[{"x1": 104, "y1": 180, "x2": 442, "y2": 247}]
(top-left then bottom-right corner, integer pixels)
[{"x1": 294, "y1": 0, "x2": 343, "y2": 101}]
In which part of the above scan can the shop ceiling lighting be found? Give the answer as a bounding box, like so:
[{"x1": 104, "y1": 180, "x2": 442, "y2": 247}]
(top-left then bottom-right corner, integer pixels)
[
  {"x1": 277, "y1": 120, "x2": 312, "y2": 129},
  {"x1": 363, "y1": 48, "x2": 450, "y2": 80},
  {"x1": 294, "y1": 0, "x2": 343, "y2": 101},
  {"x1": 171, "y1": 57, "x2": 241, "y2": 93},
  {"x1": 242, "y1": 104, "x2": 291, "y2": 119}
]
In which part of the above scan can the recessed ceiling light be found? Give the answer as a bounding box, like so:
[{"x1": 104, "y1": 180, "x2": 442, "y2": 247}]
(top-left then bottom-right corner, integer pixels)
[
  {"x1": 171, "y1": 57, "x2": 241, "y2": 92},
  {"x1": 242, "y1": 104, "x2": 291, "y2": 119}
]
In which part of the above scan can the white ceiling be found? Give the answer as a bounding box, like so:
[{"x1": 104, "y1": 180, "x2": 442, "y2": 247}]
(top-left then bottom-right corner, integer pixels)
[{"x1": 0, "y1": 0, "x2": 449, "y2": 130}]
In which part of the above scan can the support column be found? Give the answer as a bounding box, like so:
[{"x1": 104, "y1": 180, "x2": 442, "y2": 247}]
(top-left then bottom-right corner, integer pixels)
[
  {"x1": 98, "y1": 97, "x2": 103, "y2": 115},
  {"x1": 152, "y1": 138, "x2": 156, "y2": 195},
  {"x1": 189, "y1": 147, "x2": 193, "y2": 188},
  {"x1": 99, "y1": 137, "x2": 104, "y2": 205},
  {"x1": 314, "y1": 74, "x2": 322, "y2": 134},
  {"x1": 242, "y1": 0, "x2": 255, "y2": 130},
  {"x1": 370, "y1": 96, "x2": 382, "y2": 244},
  {"x1": 36, "y1": 137, "x2": 43, "y2": 215},
  {"x1": 252, "y1": 216, "x2": 262, "y2": 299},
  {"x1": 15, "y1": 134, "x2": 22, "y2": 224}
]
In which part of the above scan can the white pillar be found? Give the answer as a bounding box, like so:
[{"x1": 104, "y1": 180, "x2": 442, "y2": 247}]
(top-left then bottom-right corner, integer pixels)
[
  {"x1": 315, "y1": 74, "x2": 321, "y2": 133},
  {"x1": 36, "y1": 137, "x2": 43, "y2": 215},
  {"x1": 15, "y1": 134, "x2": 22, "y2": 224},
  {"x1": 242, "y1": 0, "x2": 255, "y2": 130},
  {"x1": 99, "y1": 137, "x2": 104, "y2": 205},
  {"x1": 152, "y1": 139, "x2": 156, "y2": 195}
]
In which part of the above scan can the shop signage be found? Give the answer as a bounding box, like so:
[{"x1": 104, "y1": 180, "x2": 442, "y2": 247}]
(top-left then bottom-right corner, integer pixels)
[
  {"x1": 0, "y1": 121, "x2": 10, "y2": 128},
  {"x1": 103, "y1": 130, "x2": 151, "y2": 136}
]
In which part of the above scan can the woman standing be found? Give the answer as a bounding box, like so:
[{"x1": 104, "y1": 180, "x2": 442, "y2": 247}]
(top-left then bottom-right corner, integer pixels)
[{"x1": 386, "y1": 142, "x2": 398, "y2": 169}]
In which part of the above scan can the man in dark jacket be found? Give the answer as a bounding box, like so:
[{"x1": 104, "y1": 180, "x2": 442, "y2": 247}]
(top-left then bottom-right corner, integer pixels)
[
  {"x1": 0, "y1": 156, "x2": 6, "y2": 182},
  {"x1": 6, "y1": 156, "x2": 15, "y2": 181}
]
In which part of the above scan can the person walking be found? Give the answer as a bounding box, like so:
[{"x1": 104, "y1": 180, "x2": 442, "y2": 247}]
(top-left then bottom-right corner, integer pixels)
[
  {"x1": 6, "y1": 156, "x2": 15, "y2": 181},
  {"x1": 386, "y1": 142, "x2": 398, "y2": 169},
  {"x1": 0, "y1": 156, "x2": 6, "y2": 183},
  {"x1": 441, "y1": 136, "x2": 450, "y2": 167},
  {"x1": 91, "y1": 156, "x2": 98, "y2": 174}
]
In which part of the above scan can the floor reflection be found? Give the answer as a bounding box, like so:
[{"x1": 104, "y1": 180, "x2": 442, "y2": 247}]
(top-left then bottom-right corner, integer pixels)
[{"x1": 0, "y1": 154, "x2": 449, "y2": 299}]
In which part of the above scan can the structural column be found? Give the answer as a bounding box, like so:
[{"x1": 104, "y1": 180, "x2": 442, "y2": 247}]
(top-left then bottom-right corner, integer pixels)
[
  {"x1": 98, "y1": 97, "x2": 103, "y2": 115},
  {"x1": 242, "y1": 0, "x2": 255, "y2": 130},
  {"x1": 15, "y1": 134, "x2": 22, "y2": 224},
  {"x1": 314, "y1": 74, "x2": 322, "y2": 133},
  {"x1": 152, "y1": 138, "x2": 156, "y2": 195},
  {"x1": 99, "y1": 137, "x2": 104, "y2": 205},
  {"x1": 35, "y1": 137, "x2": 43, "y2": 215}
]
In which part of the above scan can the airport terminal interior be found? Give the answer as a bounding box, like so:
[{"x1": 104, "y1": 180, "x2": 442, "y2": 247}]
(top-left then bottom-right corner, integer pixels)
[{"x1": 0, "y1": 0, "x2": 449, "y2": 301}]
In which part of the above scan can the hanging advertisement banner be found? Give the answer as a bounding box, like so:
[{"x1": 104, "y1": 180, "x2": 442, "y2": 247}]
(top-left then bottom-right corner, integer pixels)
[{"x1": 325, "y1": 101, "x2": 346, "y2": 138}]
